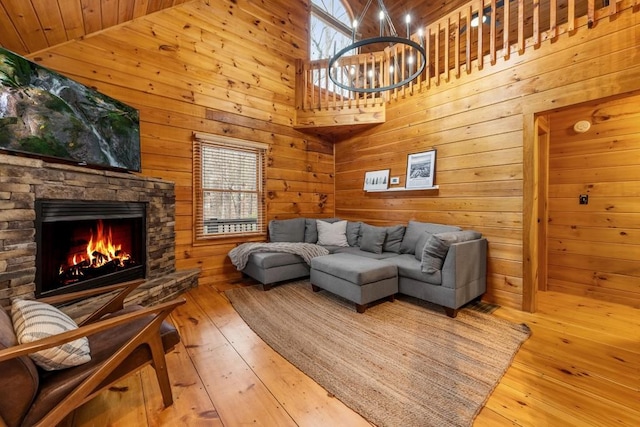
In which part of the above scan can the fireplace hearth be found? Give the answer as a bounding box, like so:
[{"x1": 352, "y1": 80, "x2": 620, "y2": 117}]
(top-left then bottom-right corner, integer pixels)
[{"x1": 36, "y1": 200, "x2": 146, "y2": 298}]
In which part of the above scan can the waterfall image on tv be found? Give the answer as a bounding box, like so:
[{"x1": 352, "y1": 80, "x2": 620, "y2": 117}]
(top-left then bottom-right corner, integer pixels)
[{"x1": 0, "y1": 47, "x2": 141, "y2": 172}]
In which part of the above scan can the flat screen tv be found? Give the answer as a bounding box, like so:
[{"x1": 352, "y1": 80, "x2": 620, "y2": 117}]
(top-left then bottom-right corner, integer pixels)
[{"x1": 0, "y1": 47, "x2": 141, "y2": 172}]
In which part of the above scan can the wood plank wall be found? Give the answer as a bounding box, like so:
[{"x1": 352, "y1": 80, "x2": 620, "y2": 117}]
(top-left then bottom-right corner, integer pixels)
[
  {"x1": 334, "y1": 6, "x2": 640, "y2": 310},
  {"x1": 546, "y1": 92, "x2": 640, "y2": 308},
  {"x1": 28, "y1": 0, "x2": 335, "y2": 288}
]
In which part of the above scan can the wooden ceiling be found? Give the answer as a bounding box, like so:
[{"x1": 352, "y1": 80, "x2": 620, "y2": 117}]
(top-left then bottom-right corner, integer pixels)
[
  {"x1": 0, "y1": 0, "x2": 470, "y2": 57},
  {"x1": 0, "y1": 0, "x2": 194, "y2": 56}
]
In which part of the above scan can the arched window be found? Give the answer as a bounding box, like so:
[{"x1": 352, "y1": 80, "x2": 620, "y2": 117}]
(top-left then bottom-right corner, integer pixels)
[{"x1": 310, "y1": 0, "x2": 352, "y2": 60}]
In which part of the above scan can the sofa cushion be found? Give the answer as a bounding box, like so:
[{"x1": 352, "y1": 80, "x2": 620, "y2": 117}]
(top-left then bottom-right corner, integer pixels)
[
  {"x1": 382, "y1": 225, "x2": 405, "y2": 253},
  {"x1": 311, "y1": 254, "x2": 397, "y2": 285},
  {"x1": 384, "y1": 254, "x2": 442, "y2": 286},
  {"x1": 304, "y1": 218, "x2": 340, "y2": 243},
  {"x1": 248, "y1": 252, "x2": 305, "y2": 269},
  {"x1": 269, "y1": 218, "x2": 306, "y2": 242},
  {"x1": 317, "y1": 220, "x2": 349, "y2": 247},
  {"x1": 359, "y1": 224, "x2": 387, "y2": 254},
  {"x1": 399, "y1": 221, "x2": 462, "y2": 256},
  {"x1": 421, "y1": 230, "x2": 483, "y2": 273},
  {"x1": 346, "y1": 221, "x2": 361, "y2": 246},
  {"x1": 11, "y1": 299, "x2": 91, "y2": 371},
  {"x1": 333, "y1": 246, "x2": 399, "y2": 259}
]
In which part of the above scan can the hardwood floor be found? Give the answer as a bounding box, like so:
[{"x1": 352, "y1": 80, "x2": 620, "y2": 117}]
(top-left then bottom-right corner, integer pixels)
[{"x1": 71, "y1": 282, "x2": 640, "y2": 426}]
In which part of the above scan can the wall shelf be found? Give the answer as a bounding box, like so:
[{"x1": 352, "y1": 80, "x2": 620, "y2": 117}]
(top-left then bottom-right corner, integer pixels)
[{"x1": 365, "y1": 185, "x2": 439, "y2": 193}]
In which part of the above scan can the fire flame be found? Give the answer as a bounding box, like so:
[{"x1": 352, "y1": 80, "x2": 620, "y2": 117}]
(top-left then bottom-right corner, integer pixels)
[{"x1": 64, "y1": 220, "x2": 131, "y2": 272}]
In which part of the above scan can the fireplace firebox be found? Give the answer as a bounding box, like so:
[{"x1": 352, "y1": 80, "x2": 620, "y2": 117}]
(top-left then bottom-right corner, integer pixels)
[{"x1": 36, "y1": 200, "x2": 146, "y2": 298}]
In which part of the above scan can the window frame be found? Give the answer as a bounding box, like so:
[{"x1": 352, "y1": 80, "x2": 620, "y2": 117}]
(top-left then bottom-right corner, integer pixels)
[{"x1": 193, "y1": 132, "x2": 267, "y2": 242}]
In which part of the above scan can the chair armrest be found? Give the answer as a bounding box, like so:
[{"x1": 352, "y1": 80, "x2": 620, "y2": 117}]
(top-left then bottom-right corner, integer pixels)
[
  {"x1": 441, "y1": 238, "x2": 487, "y2": 290},
  {"x1": 0, "y1": 298, "x2": 185, "y2": 363},
  {"x1": 37, "y1": 279, "x2": 144, "y2": 327}
]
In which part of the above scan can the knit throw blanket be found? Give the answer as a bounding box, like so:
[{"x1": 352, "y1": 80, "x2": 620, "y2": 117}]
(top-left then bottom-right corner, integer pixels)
[{"x1": 228, "y1": 242, "x2": 330, "y2": 270}]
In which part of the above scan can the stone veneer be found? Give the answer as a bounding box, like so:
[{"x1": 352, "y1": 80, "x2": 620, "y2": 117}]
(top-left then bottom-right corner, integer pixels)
[{"x1": 0, "y1": 154, "x2": 198, "y2": 311}]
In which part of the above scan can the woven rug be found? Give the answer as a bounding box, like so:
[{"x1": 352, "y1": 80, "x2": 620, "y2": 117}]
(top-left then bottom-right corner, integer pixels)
[{"x1": 225, "y1": 281, "x2": 530, "y2": 427}]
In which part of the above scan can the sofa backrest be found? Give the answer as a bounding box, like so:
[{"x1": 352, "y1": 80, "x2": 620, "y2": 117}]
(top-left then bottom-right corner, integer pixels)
[{"x1": 399, "y1": 221, "x2": 462, "y2": 255}]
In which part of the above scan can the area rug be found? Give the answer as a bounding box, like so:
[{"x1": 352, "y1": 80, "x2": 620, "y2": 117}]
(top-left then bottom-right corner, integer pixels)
[{"x1": 225, "y1": 281, "x2": 530, "y2": 427}]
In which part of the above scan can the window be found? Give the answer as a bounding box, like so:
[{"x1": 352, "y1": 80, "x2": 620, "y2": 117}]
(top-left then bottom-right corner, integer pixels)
[
  {"x1": 310, "y1": 0, "x2": 352, "y2": 60},
  {"x1": 310, "y1": 0, "x2": 354, "y2": 97},
  {"x1": 193, "y1": 133, "x2": 267, "y2": 240}
]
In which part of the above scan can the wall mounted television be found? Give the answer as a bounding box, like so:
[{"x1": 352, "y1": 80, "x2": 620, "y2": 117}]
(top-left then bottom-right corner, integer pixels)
[{"x1": 0, "y1": 47, "x2": 141, "y2": 172}]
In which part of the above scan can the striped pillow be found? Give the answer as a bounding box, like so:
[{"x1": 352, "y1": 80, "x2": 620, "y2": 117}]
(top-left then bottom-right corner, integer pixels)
[{"x1": 11, "y1": 299, "x2": 91, "y2": 371}]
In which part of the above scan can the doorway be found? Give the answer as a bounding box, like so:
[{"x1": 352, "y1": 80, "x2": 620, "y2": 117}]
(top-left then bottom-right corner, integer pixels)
[{"x1": 528, "y1": 91, "x2": 640, "y2": 311}]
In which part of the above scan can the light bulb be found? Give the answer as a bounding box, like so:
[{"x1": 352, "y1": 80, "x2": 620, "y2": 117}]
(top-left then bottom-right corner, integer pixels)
[
  {"x1": 379, "y1": 11, "x2": 385, "y2": 20},
  {"x1": 408, "y1": 56, "x2": 414, "y2": 65},
  {"x1": 352, "y1": 19, "x2": 358, "y2": 29},
  {"x1": 389, "y1": 65, "x2": 394, "y2": 73},
  {"x1": 405, "y1": 15, "x2": 411, "y2": 24}
]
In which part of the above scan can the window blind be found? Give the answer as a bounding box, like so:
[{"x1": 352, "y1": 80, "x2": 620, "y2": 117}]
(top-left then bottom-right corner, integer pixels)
[{"x1": 193, "y1": 133, "x2": 267, "y2": 240}]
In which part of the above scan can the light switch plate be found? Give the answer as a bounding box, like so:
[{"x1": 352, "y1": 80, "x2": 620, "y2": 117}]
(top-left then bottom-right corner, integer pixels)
[{"x1": 390, "y1": 177, "x2": 400, "y2": 184}]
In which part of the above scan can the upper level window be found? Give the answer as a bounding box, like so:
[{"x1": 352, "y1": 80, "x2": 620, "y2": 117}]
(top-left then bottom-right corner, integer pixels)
[
  {"x1": 310, "y1": 0, "x2": 352, "y2": 60},
  {"x1": 193, "y1": 133, "x2": 267, "y2": 240}
]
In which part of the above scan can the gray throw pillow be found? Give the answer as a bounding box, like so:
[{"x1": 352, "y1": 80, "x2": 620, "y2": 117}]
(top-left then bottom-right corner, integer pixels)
[
  {"x1": 346, "y1": 221, "x2": 362, "y2": 246},
  {"x1": 269, "y1": 218, "x2": 306, "y2": 242},
  {"x1": 414, "y1": 231, "x2": 433, "y2": 261},
  {"x1": 400, "y1": 221, "x2": 462, "y2": 254},
  {"x1": 382, "y1": 225, "x2": 405, "y2": 253},
  {"x1": 360, "y1": 224, "x2": 387, "y2": 254},
  {"x1": 421, "y1": 230, "x2": 482, "y2": 273}
]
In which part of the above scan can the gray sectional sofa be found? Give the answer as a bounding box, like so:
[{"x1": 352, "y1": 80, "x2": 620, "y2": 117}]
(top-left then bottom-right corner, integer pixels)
[{"x1": 239, "y1": 217, "x2": 487, "y2": 317}]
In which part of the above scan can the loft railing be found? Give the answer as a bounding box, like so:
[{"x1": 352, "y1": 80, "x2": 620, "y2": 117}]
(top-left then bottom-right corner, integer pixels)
[{"x1": 296, "y1": 0, "x2": 635, "y2": 112}]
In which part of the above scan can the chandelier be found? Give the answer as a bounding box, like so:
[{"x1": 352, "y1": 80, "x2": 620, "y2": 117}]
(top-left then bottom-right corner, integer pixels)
[{"x1": 328, "y1": 0, "x2": 426, "y2": 94}]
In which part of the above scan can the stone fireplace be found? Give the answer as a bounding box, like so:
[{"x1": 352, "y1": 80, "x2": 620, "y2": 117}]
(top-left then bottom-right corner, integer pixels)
[{"x1": 0, "y1": 154, "x2": 198, "y2": 313}]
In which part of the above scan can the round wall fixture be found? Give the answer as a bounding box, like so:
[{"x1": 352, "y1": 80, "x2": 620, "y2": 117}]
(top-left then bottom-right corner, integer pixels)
[{"x1": 573, "y1": 120, "x2": 591, "y2": 133}]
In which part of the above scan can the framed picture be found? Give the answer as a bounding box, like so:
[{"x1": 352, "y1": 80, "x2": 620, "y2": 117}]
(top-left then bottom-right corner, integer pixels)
[
  {"x1": 405, "y1": 150, "x2": 436, "y2": 189},
  {"x1": 363, "y1": 169, "x2": 390, "y2": 191}
]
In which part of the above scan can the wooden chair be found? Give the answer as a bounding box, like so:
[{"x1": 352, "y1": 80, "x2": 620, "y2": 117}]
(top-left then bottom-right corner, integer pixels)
[{"x1": 0, "y1": 280, "x2": 186, "y2": 427}]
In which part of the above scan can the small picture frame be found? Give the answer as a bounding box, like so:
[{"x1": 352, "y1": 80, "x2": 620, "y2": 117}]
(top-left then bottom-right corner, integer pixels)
[
  {"x1": 363, "y1": 169, "x2": 390, "y2": 191},
  {"x1": 406, "y1": 150, "x2": 436, "y2": 189}
]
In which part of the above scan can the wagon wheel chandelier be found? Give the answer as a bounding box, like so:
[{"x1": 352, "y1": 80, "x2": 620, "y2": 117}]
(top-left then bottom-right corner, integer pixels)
[{"x1": 328, "y1": 0, "x2": 427, "y2": 94}]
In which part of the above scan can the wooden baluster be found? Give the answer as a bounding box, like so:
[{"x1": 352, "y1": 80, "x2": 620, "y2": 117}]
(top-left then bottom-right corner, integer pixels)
[
  {"x1": 415, "y1": 32, "x2": 422, "y2": 91},
  {"x1": 466, "y1": 5, "x2": 472, "y2": 73},
  {"x1": 444, "y1": 18, "x2": 450, "y2": 82},
  {"x1": 549, "y1": 0, "x2": 557, "y2": 39},
  {"x1": 533, "y1": 0, "x2": 540, "y2": 46},
  {"x1": 490, "y1": 0, "x2": 496, "y2": 65},
  {"x1": 426, "y1": 26, "x2": 432, "y2": 87},
  {"x1": 503, "y1": 0, "x2": 510, "y2": 59},
  {"x1": 310, "y1": 67, "x2": 315, "y2": 111},
  {"x1": 609, "y1": 0, "x2": 616, "y2": 17},
  {"x1": 455, "y1": 12, "x2": 461, "y2": 78},
  {"x1": 435, "y1": 21, "x2": 440, "y2": 85},
  {"x1": 324, "y1": 60, "x2": 329, "y2": 110},
  {"x1": 518, "y1": 0, "x2": 525, "y2": 53},
  {"x1": 401, "y1": 43, "x2": 407, "y2": 97},
  {"x1": 568, "y1": 0, "x2": 575, "y2": 32},
  {"x1": 331, "y1": 61, "x2": 337, "y2": 108},
  {"x1": 477, "y1": 0, "x2": 483, "y2": 70},
  {"x1": 587, "y1": 0, "x2": 595, "y2": 28},
  {"x1": 347, "y1": 57, "x2": 358, "y2": 108}
]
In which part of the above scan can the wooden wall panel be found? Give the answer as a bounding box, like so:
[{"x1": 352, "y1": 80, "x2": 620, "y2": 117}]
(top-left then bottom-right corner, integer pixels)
[
  {"x1": 546, "y1": 92, "x2": 640, "y2": 307},
  {"x1": 28, "y1": 0, "x2": 334, "y2": 288},
  {"x1": 334, "y1": 6, "x2": 640, "y2": 310}
]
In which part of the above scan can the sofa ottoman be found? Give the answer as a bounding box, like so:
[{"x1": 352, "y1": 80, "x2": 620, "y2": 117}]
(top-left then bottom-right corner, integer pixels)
[{"x1": 310, "y1": 254, "x2": 398, "y2": 313}]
